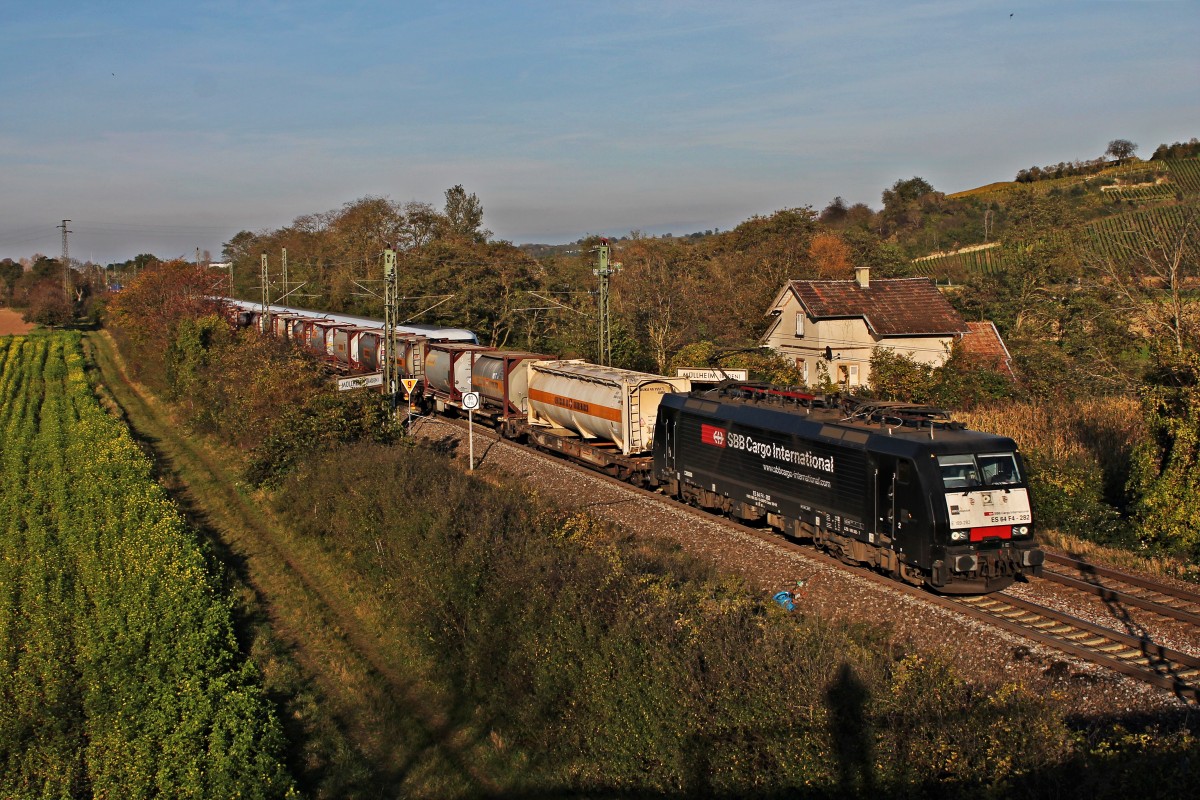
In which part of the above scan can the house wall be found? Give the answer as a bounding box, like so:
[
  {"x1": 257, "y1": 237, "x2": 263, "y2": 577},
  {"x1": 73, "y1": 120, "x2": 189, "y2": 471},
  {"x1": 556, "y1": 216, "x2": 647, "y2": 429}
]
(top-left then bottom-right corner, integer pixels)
[{"x1": 762, "y1": 293, "x2": 954, "y2": 389}]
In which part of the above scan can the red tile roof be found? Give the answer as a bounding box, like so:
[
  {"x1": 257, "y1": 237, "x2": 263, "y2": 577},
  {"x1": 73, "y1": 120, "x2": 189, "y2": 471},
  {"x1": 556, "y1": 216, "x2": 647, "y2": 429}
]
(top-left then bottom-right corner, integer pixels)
[
  {"x1": 959, "y1": 321, "x2": 1015, "y2": 378},
  {"x1": 787, "y1": 277, "x2": 969, "y2": 337}
]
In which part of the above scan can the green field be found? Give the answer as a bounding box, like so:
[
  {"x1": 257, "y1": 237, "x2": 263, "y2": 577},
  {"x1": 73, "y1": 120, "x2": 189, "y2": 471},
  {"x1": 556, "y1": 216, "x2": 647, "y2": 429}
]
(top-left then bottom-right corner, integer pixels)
[{"x1": 0, "y1": 332, "x2": 293, "y2": 798}]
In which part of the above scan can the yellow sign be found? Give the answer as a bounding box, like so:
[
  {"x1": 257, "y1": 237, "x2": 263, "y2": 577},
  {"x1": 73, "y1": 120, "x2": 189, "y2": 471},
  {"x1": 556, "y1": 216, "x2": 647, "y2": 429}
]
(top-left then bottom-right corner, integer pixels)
[{"x1": 401, "y1": 378, "x2": 420, "y2": 398}]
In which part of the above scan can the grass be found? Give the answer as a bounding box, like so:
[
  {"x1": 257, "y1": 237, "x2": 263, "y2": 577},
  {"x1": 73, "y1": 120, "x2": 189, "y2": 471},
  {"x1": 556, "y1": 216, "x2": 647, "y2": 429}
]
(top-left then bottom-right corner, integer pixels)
[{"x1": 84, "y1": 330, "x2": 511, "y2": 799}]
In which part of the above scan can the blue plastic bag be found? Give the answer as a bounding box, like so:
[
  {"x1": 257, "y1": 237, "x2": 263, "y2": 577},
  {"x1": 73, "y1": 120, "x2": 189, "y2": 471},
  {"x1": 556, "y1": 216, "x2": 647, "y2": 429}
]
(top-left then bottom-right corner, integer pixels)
[{"x1": 773, "y1": 591, "x2": 795, "y2": 612}]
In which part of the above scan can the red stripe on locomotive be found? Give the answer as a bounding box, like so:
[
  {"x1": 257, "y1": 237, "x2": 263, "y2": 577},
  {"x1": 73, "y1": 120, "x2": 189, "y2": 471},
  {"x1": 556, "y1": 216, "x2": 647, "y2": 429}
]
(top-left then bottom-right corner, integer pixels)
[{"x1": 969, "y1": 524, "x2": 1012, "y2": 542}]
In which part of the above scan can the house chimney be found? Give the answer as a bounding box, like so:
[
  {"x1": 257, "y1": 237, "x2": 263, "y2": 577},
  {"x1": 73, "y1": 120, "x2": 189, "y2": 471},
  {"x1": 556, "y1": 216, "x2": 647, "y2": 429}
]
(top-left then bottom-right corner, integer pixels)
[{"x1": 855, "y1": 266, "x2": 870, "y2": 289}]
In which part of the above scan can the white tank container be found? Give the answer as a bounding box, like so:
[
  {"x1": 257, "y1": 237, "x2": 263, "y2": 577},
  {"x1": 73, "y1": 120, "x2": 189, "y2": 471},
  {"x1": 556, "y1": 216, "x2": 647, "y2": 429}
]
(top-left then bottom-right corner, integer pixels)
[
  {"x1": 352, "y1": 330, "x2": 381, "y2": 372},
  {"x1": 425, "y1": 343, "x2": 491, "y2": 397},
  {"x1": 527, "y1": 361, "x2": 691, "y2": 456},
  {"x1": 472, "y1": 352, "x2": 550, "y2": 414},
  {"x1": 387, "y1": 334, "x2": 427, "y2": 376}
]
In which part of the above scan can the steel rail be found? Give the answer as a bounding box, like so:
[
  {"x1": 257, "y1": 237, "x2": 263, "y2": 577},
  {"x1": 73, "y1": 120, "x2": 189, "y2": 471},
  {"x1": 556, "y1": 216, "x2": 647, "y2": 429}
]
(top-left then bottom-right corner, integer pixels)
[
  {"x1": 955, "y1": 592, "x2": 1200, "y2": 702},
  {"x1": 1045, "y1": 551, "x2": 1200, "y2": 602},
  {"x1": 1041, "y1": 552, "x2": 1200, "y2": 627}
]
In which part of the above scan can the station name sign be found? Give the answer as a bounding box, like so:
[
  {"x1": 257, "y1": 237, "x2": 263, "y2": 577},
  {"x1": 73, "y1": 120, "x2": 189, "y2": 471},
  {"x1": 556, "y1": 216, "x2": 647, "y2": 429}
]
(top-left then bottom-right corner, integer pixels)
[
  {"x1": 676, "y1": 367, "x2": 749, "y2": 382},
  {"x1": 337, "y1": 372, "x2": 384, "y2": 391}
]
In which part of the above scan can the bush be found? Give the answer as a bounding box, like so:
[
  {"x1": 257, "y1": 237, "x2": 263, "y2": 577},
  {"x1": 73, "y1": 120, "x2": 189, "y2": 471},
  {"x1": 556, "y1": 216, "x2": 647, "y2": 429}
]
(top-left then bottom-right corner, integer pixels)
[
  {"x1": 272, "y1": 441, "x2": 1085, "y2": 795},
  {"x1": 959, "y1": 398, "x2": 1141, "y2": 544}
]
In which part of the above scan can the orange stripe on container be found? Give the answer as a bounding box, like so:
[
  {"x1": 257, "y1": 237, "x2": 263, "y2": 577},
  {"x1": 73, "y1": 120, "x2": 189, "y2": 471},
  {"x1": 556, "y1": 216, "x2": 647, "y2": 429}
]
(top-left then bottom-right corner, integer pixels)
[{"x1": 528, "y1": 388, "x2": 623, "y2": 423}]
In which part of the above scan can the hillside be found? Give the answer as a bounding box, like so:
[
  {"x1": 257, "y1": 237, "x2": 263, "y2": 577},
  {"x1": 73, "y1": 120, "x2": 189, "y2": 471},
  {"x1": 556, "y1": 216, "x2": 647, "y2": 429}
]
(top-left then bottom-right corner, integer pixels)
[{"x1": 909, "y1": 154, "x2": 1200, "y2": 280}]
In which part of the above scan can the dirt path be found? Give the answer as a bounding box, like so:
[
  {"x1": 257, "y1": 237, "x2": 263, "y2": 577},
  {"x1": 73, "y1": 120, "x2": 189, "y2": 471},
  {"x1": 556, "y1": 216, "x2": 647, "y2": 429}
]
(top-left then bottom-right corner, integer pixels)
[{"x1": 84, "y1": 331, "x2": 503, "y2": 798}]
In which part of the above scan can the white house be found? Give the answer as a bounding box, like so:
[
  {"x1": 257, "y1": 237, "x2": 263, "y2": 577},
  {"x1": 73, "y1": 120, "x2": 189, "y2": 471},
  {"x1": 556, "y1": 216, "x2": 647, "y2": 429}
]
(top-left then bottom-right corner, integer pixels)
[{"x1": 761, "y1": 267, "x2": 972, "y2": 389}]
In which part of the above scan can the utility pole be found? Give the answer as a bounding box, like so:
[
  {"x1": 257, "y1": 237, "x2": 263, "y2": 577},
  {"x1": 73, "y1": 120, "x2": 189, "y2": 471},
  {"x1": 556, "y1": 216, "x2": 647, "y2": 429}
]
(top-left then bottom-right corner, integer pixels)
[
  {"x1": 260, "y1": 254, "x2": 270, "y2": 332},
  {"x1": 592, "y1": 238, "x2": 621, "y2": 366},
  {"x1": 382, "y1": 249, "x2": 400, "y2": 422},
  {"x1": 281, "y1": 247, "x2": 288, "y2": 302},
  {"x1": 59, "y1": 220, "x2": 71, "y2": 298}
]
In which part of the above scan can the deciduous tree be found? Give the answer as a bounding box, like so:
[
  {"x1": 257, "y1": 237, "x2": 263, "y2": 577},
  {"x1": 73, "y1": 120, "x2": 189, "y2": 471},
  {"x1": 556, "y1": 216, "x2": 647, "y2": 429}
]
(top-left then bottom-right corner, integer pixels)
[
  {"x1": 22, "y1": 280, "x2": 72, "y2": 327},
  {"x1": 1105, "y1": 138, "x2": 1138, "y2": 164}
]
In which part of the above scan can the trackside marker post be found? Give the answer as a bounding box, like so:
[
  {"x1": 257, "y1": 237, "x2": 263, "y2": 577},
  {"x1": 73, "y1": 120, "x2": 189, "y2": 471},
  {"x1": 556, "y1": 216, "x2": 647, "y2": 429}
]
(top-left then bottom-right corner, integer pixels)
[{"x1": 462, "y1": 391, "x2": 481, "y2": 470}]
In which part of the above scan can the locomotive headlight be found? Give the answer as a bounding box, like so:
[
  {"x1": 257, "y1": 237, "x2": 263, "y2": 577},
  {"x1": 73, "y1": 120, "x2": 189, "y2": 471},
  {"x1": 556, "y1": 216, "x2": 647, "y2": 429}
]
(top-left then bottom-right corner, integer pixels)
[
  {"x1": 951, "y1": 529, "x2": 968, "y2": 542},
  {"x1": 1012, "y1": 525, "x2": 1030, "y2": 537}
]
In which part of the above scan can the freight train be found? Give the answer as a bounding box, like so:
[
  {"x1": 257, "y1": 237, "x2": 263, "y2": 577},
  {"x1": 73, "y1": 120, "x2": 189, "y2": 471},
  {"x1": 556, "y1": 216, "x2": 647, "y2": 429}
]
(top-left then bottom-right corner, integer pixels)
[{"x1": 227, "y1": 301, "x2": 1042, "y2": 594}]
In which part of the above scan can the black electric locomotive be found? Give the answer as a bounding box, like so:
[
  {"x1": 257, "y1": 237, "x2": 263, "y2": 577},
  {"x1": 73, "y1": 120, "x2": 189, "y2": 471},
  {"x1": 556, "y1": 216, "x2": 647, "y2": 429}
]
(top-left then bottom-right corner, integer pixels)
[{"x1": 653, "y1": 384, "x2": 1044, "y2": 594}]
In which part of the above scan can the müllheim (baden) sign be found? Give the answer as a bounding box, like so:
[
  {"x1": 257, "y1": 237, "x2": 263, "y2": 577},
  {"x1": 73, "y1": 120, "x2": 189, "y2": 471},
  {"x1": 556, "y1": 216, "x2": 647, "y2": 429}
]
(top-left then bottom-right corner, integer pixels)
[
  {"x1": 337, "y1": 373, "x2": 384, "y2": 391},
  {"x1": 676, "y1": 368, "x2": 749, "y2": 382}
]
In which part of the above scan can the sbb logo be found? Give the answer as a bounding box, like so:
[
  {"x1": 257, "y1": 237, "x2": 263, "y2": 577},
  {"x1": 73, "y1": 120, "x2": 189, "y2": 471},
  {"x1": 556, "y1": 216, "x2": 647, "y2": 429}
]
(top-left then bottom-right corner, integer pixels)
[{"x1": 701, "y1": 424, "x2": 727, "y2": 447}]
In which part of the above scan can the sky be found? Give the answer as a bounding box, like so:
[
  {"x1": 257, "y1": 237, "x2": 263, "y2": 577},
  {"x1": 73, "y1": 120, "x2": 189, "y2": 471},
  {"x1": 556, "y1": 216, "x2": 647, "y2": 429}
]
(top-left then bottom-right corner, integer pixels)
[{"x1": 1, "y1": 0, "x2": 1197, "y2": 265}]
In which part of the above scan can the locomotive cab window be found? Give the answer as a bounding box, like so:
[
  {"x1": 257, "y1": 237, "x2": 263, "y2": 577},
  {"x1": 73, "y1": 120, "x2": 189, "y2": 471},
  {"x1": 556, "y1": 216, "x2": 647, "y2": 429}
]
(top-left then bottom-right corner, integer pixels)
[
  {"x1": 978, "y1": 453, "x2": 1021, "y2": 486},
  {"x1": 937, "y1": 455, "x2": 980, "y2": 489},
  {"x1": 937, "y1": 453, "x2": 1022, "y2": 489}
]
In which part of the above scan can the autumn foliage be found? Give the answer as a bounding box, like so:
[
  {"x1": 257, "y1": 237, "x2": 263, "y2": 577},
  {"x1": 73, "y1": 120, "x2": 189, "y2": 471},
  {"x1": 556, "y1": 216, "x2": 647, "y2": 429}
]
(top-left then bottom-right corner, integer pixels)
[{"x1": 106, "y1": 259, "x2": 225, "y2": 388}]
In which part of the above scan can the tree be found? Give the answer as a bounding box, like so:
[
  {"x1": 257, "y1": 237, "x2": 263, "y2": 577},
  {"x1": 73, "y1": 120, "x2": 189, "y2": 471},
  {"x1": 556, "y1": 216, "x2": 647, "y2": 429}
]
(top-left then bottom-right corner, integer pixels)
[
  {"x1": 819, "y1": 197, "x2": 849, "y2": 226},
  {"x1": 22, "y1": 280, "x2": 72, "y2": 327},
  {"x1": 1127, "y1": 352, "x2": 1200, "y2": 558},
  {"x1": 439, "y1": 184, "x2": 491, "y2": 243},
  {"x1": 0, "y1": 258, "x2": 23, "y2": 305},
  {"x1": 1105, "y1": 139, "x2": 1137, "y2": 165},
  {"x1": 807, "y1": 233, "x2": 853, "y2": 278},
  {"x1": 881, "y1": 177, "x2": 935, "y2": 209},
  {"x1": 1084, "y1": 203, "x2": 1199, "y2": 356},
  {"x1": 613, "y1": 238, "x2": 702, "y2": 373},
  {"x1": 107, "y1": 260, "x2": 225, "y2": 386}
]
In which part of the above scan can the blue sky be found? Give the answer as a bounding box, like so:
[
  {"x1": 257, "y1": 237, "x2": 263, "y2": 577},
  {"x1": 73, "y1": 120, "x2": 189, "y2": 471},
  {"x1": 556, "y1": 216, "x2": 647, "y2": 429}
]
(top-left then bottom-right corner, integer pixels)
[{"x1": 1, "y1": 0, "x2": 1196, "y2": 265}]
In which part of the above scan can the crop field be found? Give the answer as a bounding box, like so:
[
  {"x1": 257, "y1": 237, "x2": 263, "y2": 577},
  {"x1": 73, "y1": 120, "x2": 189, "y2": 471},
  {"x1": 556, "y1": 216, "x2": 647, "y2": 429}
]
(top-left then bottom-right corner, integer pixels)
[
  {"x1": 1166, "y1": 158, "x2": 1200, "y2": 194},
  {"x1": 0, "y1": 332, "x2": 292, "y2": 798},
  {"x1": 1084, "y1": 204, "x2": 1200, "y2": 266},
  {"x1": 1101, "y1": 183, "x2": 1176, "y2": 203},
  {"x1": 910, "y1": 244, "x2": 1008, "y2": 279}
]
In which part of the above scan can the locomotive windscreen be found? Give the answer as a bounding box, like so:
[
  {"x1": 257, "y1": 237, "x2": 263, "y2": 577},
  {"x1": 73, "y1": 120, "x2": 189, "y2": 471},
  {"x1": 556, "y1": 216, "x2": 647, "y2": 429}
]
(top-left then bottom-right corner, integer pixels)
[{"x1": 937, "y1": 453, "x2": 1021, "y2": 490}]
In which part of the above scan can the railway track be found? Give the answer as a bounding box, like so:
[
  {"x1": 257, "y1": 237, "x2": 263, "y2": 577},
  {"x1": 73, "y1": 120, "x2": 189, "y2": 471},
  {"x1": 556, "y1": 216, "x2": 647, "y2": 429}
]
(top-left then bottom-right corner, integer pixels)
[
  {"x1": 1039, "y1": 551, "x2": 1200, "y2": 627},
  {"x1": 427, "y1": 415, "x2": 1200, "y2": 704},
  {"x1": 952, "y1": 591, "x2": 1200, "y2": 702}
]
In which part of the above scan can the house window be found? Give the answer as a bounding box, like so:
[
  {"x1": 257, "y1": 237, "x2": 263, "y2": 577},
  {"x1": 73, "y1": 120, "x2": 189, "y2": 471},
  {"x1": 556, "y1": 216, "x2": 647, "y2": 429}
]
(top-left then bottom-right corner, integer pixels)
[
  {"x1": 794, "y1": 311, "x2": 805, "y2": 337},
  {"x1": 796, "y1": 358, "x2": 808, "y2": 384},
  {"x1": 838, "y1": 363, "x2": 860, "y2": 387}
]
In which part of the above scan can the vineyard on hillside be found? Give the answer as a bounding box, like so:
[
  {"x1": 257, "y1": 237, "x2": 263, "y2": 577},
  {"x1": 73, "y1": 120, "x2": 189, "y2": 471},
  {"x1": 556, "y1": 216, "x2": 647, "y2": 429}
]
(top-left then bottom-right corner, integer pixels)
[
  {"x1": 1084, "y1": 203, "x2": 1200, "y2": 266},
  {"x1": 909, "y1": 243, "x2": 1008, "y2": 280},
  {"x1": 1167, "y1": 158, "x2": 1200, "y2": 194},
  {"x1": 0, "y1": 332, "x2": 294, "y2": 798}
]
